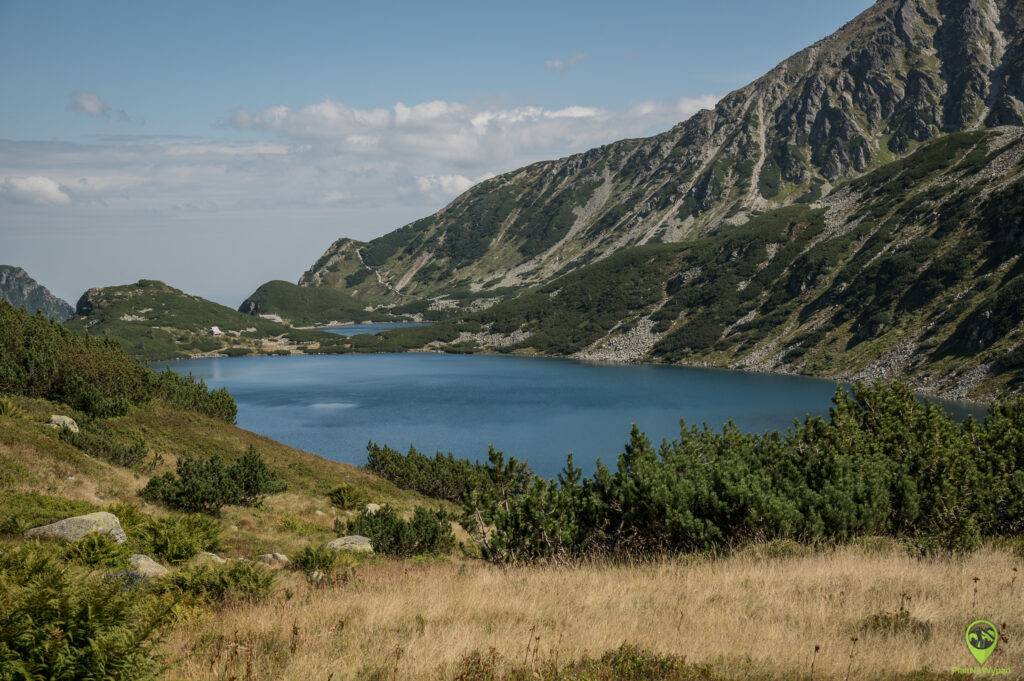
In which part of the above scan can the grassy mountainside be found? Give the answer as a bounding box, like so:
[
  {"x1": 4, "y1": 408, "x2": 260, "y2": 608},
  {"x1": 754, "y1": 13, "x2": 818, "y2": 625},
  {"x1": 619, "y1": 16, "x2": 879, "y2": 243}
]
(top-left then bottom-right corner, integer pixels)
[
  {"x1": 65, "y1": 279, "x2": 338, "y2": 361},
  {"x1": 363, "y1": 128, "x2": 1024, "y2": 400},
  {"x1": 274, "y1": 0, "x2": 1023, "y2": 310},
  {"x1": 238, "y1": 279, "x2": 382, "y2": 327}
]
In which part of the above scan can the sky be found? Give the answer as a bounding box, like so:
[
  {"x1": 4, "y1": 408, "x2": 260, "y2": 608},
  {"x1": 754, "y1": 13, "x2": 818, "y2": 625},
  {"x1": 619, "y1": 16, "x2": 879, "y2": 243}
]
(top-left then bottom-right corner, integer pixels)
[{"x1": 0, "y1": 0, "x2": 873, "y2": 306}]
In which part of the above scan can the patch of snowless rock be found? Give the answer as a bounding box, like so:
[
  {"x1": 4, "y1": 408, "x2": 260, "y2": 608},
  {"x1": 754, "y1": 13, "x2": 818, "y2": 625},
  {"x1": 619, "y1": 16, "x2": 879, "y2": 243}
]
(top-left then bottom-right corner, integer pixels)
[{"x1": 574, "y1": 318, "x2": 660, "y2": 363}]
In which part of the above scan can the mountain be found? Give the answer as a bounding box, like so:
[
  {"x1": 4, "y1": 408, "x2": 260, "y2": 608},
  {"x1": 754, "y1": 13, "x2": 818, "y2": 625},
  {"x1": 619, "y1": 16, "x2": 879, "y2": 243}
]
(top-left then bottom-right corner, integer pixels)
[
  {"x1": 238, "y1": 279, "x2": 384, "y2": 327},
  {"x1": 277, "y1": 0, "x2": 1023, "y2": 310},
  {"x1": 66, "y1": 279, "x2": 339, "y2": 361},
  {"x1": 419, "y1": 128, "x2": 1023, "y2": 400},
  {"x1": 0, "y1": 265, "x2": 73, "y2": 321}
]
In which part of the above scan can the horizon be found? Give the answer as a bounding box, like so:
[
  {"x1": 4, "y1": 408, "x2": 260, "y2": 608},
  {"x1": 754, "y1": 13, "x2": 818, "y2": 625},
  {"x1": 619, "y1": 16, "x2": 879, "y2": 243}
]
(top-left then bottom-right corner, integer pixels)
[{"x1": 1, "y1": 0, "x2": 872, "y2": 306}]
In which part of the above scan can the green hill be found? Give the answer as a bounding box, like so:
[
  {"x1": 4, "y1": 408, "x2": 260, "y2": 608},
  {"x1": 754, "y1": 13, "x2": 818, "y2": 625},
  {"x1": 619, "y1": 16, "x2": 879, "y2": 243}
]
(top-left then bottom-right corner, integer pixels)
[
  {"x1": 65, "y1": 279, "x2": 337, "y2": 361},
  {"x1": 238, "y1": 279, "x2": 384, "y2": 327}
]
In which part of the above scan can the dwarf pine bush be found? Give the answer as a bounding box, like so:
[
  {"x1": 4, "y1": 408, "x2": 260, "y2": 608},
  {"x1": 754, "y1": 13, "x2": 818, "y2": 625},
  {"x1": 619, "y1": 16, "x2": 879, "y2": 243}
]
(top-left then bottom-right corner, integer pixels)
[{"x1": 345, "y1": 505, "x2": 454, "y2": 557}]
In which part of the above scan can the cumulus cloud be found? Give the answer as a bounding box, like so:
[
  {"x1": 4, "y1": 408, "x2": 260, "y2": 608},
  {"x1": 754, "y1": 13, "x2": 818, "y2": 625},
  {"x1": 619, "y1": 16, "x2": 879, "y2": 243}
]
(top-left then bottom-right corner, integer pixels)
[
  {"x1": 3, "y1": 93, "x2": 719, "y2": 220},
  {"x1": 67, "y1": 91, "x2": 110, "y2": 118},
  {"x1": 544, "y1": 53, "x2": 587, "y2": 72},
  {"x1": 0, "y1": 176, "x2": 72, "y2": 206},
  {"x1": 227, "y1": 95, "x2": 718, "y2": 170}
]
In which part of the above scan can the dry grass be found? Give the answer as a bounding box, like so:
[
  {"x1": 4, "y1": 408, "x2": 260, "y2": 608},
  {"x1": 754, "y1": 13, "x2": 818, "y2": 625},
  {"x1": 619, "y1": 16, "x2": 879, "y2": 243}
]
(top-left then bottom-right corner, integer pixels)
[{"x1": 162, "y1": 544, "x2": 1024, "y2": 680}]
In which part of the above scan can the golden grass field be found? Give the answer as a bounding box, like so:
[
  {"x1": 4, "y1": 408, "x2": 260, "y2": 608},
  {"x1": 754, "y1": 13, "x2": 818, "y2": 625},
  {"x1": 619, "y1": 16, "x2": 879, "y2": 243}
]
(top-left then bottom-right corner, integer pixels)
[{"x1": 162, "y1": 543, "x2": 1024, "y2": 680}]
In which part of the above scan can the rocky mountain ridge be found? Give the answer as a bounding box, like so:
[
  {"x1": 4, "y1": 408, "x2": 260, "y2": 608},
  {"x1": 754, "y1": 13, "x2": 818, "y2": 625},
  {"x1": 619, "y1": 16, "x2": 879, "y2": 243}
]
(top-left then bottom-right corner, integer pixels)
[
  {"x1": 0, "y1": 265, "x2": 73, "y2": 321},
  {"x1": 283, "y1": 0, "x2": 1024, "y2": 307}
]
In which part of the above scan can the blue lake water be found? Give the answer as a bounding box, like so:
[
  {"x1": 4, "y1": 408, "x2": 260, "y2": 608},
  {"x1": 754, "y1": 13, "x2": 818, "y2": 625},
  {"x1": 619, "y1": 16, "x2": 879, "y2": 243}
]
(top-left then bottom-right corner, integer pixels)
[
  {"x1": 323, "y1": 322, "x2": 431, "y2": 336},
  {"x1": 161, "y1": 353, "x2": 986, "y2": 478}
]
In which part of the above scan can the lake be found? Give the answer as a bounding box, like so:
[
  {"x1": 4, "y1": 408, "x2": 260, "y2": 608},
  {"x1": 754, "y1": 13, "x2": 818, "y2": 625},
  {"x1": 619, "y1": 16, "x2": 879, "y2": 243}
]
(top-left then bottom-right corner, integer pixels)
[
  {"x1": 322, "y1": 321, "x2": 431, "y2": 336},
  {"x1": 161, "y1": 353, "x2": 986, "y2": 477}
]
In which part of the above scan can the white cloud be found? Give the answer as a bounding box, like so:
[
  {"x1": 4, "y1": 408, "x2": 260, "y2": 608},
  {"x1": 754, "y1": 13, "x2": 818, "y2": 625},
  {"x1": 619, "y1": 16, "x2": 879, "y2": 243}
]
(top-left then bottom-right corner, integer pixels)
[
  {"x1": 67, "y1": 91, "x2": 110, "y2": 118},
  {"x1": 2, "y1": 93, "x2": 719, "y2": 219},
  {"x1": 0, "y1": 176, "x2": 72, "y2": 205},
  {"x1": 544, "y1": 53, "x2": 587, "y2": 72}
]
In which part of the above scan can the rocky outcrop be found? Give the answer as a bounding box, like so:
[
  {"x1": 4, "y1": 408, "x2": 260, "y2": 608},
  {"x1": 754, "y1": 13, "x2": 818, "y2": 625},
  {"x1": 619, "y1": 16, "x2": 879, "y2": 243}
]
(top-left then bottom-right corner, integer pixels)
[
  {"x1": 128, "y1": 554, "x2": 170, "y2": 578},
  {"x1": 25, "y1": 512, "x2": 127, "y2": 544},
  {"x1": 189, "y1": 551, "x2": 227, "y2": 566},
  {"x1": 256, "y1": 553, "x2": 291, "y2": 569},
  {"x1": 327, "y1": 535, "x2": 374, "y2": 553},
  {"x1": 0, "y1": 266, "x2": 73, "y2": 321},
  {"x1": 47, "y1": 415, "x2": 79, "y2": 433}
]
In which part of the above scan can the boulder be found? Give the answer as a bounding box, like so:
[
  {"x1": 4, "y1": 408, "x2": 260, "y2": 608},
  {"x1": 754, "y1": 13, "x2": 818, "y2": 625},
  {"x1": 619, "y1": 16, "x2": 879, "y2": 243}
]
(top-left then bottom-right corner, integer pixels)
[
  {"x1": 327, "y1": 535, "x2": 374, "y2": 554},
  {"x1": 314, "y1": 509, "x2": 327, "y2": 517},
  {"x1": 48, "y1": 415, "x2": 79, "y2": 433},
  {"x1": 25, "y1": 511, "x2": 127, "y2": 543},
  {"x1": 189, "y1": 551, "x2": 227, "y2": 566},
  {"x1": 129, "y1": 554, "x2": 170, "y2": 578},
  {"x1": 364, "y1": 503, "x2": 382, "y2": 515},
  {"x1": 256, "y1": 552, "x2": 291, "y2": 569}
]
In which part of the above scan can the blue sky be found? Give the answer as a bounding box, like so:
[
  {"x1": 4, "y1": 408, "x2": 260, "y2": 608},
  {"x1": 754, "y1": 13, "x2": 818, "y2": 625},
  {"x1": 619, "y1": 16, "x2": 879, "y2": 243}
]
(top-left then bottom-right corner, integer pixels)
[{"x1": 0, "y1": 0, "x2": 872, "y2": 305}]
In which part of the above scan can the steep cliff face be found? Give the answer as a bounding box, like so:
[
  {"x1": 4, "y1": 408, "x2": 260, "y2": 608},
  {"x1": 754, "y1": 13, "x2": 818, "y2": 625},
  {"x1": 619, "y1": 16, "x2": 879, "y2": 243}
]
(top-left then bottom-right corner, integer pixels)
[
  {"x1": 0, "y1": 266, "x2": 73, "y2": 321},
  {"x1": 290, "y1": 0, "x2": 1024, "y2": 306}
]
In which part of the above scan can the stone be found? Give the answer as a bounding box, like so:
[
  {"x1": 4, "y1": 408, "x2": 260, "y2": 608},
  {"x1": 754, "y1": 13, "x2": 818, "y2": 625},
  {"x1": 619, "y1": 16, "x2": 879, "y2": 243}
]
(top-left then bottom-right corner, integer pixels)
[
  {"x1": 48, "y1": 415, "x2": 79, "y2": 433},
  {"x1": 25, "y1": 511, "x2": 127, "y2": 543},
  {"x1": 364, "y1": 503, "x2": 382, "y2": 514},
  {"x1": 189, "y1": 551, "x2": 227, "y2": 566},
  {"x1": 326, "y1": 535, "x2": 374, "y2": 553},
  {"x1": 256, "y1": 552, "x2": 291, "y2": 569},
  {"x1": 129, "y1": 554, "x2": 170, "y2": 578},
  {"x1": 314, "y1": 509, "x2": 327, "y2": 517}
]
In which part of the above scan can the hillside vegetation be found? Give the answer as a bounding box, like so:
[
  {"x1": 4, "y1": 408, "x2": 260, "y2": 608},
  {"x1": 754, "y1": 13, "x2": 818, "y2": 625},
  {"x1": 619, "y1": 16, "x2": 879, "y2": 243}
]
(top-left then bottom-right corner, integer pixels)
[
  {"x1": 238, "y1": 279, "x2": 382, "y2": 327},
  {"x1": 336, "y1": 129, "x2": 1024, "y2": 400},
  {"x1": 65, "y1": 279, "x2": 338, "y2": 361}
]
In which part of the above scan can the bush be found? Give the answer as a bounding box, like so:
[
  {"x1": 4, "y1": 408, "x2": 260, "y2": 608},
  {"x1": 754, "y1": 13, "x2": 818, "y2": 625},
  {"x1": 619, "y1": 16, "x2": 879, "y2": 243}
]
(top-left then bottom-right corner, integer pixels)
[
  {"x1": 459, "y1": 383, "x2": 1024, "y2": 564},
  {"x1": 0, "y1": 542, "x2": 171, "y2": 680},
  {"x1": 132, "y1": 514, "x2": 221, "y2": 564},
  {"x1": 63, "y1": 532, "x2": 131, "y2": 569},
  {"x1": 159, "y1": 561, "x2": 275, "y2": 607},
  {"x1": 327, "y1": 484, "x2": 366, "y2": 511},
  {"x1": 0, "y1": 301, "x2": 236, "y2": 422},
  {"x1": 292, "y1": 545, "x2": 339, "y2": 576},
  {"x1": 140, "y1": 447, "x2": 285, "y2": 515},
  {"x1": 345, "y1": 505, "x2": 454, "y2": 558},
  {"x1": 59, "y1": 423, "x2": 149, "y2": 469},
  {"x1": 0, "y1": 396, "x2": 24, "y2": 419}
]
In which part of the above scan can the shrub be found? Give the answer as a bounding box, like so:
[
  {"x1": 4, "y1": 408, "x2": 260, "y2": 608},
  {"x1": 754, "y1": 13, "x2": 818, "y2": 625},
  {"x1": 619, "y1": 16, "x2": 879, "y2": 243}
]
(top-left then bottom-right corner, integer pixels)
[
  {"x1": 0, "y1": 396, "x2": 24, "y2": 419},
  {"x1": 459, "y1": 383, "x2": 1024, "y2": 564},
  {"x1": 63, "y1": 532, "x2": 131, "y2": 569},
  {"x1": 129, "y1": 514, "x2": 222, "y2": 564},
  {"x1": 140, "y1": 448, "x2": 284, "y2": 515},
  {"x1": 292, "y1": 545, "x2": 338, "y2": 576},
  {"x1": 345, "y1": 505, "x2": 454, "y2": 558},
  {"x1": 0, "y1": 542, "x2": 171, "y2": 680},
  {"x1": 59, "y1": 423, "x2": 149, "y2": 469},
  {"x1": 327, "y1": 484, "x2": 367, "y2": 511},
  {"x1": 159, "y1": 561, "x2": 275, "y2": 607},
  {"x1": 0, "y1": 301, "x2": 236, "y2": 422}
]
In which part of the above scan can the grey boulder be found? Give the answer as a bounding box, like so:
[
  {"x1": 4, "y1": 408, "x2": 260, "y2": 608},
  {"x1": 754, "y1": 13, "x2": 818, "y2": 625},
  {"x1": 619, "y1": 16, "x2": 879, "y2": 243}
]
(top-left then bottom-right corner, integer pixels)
[
  {"x1": 25, "y1": 511, "x2": 127, "y2": 543},
  {"x1": 48, "y1": 415, "x2": 79, "y2": 433},
  {"x1": 326, "y1": 535, "x2": 374, "y2": 553},
  {"x1": 129, "y1": 554, "x2": 170, "y2": 578},
  {"x1": 256, "y1": 552, "x2": 291, "y2": 568}
]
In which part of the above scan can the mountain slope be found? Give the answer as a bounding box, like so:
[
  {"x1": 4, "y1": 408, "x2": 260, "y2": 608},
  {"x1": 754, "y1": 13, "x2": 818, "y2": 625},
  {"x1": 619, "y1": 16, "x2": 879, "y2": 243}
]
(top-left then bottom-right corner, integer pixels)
[
  {"x1": 66, "y1": 280, "x2": 336, "y2": 361},
  {"x1": 0, "y1": 265, "x2": 73, "y2": 321},
  {"x1": 410, "y1": 128, "x2": 1024, "y2": 400},
  {"x1": 284, "y1": 0, "x2": 1024, "y2": 309}
]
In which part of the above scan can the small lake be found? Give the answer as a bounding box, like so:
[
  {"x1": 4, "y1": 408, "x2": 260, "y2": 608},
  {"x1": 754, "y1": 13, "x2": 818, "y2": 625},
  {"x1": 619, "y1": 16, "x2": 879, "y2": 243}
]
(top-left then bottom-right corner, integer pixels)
[
  {"x1": 161, "y1": 353, "x2": 986, "y2": 477},
  {"x1": 323, "y1": 322, "x2": 431, "y2": 336}
]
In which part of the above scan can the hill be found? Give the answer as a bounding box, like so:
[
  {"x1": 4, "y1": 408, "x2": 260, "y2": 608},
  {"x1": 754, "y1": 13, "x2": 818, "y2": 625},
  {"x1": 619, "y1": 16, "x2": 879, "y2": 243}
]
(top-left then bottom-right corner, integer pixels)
[
  {"x1": 65, "y1": 279, "x2": 340, "y2": 361},
  {"x1": 238, "y1": 278, "x2": 384, "y2": 327},
  {"x1": 0, "y1": 265, "x2": 73, "y2": 321},
  {"x1": 267, "y1": 0, "x2": 1022, "y2": 311}
]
